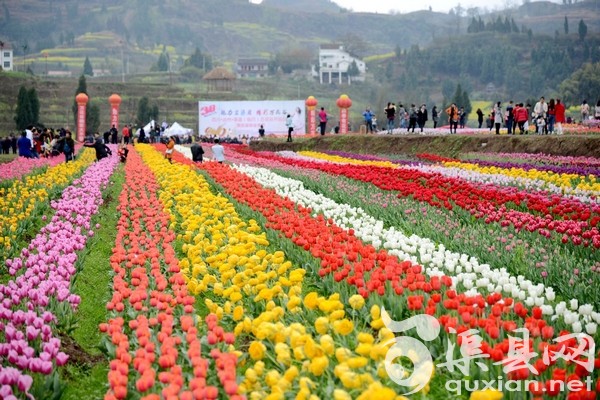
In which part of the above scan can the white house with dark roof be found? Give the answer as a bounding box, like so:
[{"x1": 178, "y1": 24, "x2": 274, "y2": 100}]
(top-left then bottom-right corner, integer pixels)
[
  {"x1": 0, "y1": 40, "x2": 14, "y2": 71},
  {"x1": 313, "y1": 44, "x2": 366, "y2": 84},
  {"x1": 235, "y1": 57, "x2": 269, "y2": 78}
]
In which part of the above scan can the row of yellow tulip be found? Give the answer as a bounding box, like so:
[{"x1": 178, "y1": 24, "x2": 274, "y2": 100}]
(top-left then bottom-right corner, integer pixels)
[
  {"x1": 0, "y1": 149, "x2": 96, "y2": 257},
  {"x1": 136, "y1": 144, "x2": 412, "y2": 400}
]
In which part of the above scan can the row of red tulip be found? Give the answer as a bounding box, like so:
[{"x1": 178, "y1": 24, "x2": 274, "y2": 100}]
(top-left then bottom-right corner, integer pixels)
[{"x1": 100, "y1": 150, "x2": 228, "y2": 400}]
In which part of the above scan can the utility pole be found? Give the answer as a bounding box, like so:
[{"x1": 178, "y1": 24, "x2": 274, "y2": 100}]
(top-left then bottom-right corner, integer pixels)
[
  {"x1": 120, "y1": 40, "x2": 125, "y2": 83},
  {"x1": 22, "y1": 44, "x2": 27, "y2": 72}
]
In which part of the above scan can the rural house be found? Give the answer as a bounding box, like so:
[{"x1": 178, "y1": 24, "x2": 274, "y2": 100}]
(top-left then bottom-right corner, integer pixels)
[{"x1": 313, "y1": 44, "x2": 366, "y2": 85}]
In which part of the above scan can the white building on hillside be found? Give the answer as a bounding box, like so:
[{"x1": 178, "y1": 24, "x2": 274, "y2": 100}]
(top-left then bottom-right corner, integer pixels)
[
  {"x1": 0, "y1": 40, "x2": 13, "y2": 71},
  {"x1": 313, "y1": 44, "x2": 366, "y2": 85}
]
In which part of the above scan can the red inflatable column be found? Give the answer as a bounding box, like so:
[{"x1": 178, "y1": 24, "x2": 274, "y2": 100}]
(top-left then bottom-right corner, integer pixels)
[
  {"x1": 305, "y1": 96, "x2": 318, "y2": 135},
  {"x1": 108, "y1": 94, "x2": 122, "y2": 130},
  {"x1": 75, "y1": 93, "x2": 89, "y2": 142},
  {"x1": 336, "y1": 94, "x2": 352, "y2": 134}
]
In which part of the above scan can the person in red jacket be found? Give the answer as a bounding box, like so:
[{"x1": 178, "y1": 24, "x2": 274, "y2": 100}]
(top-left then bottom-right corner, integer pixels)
[
  {"x1": 122, "y1": 125, "x2": 130, "y2": 145},
  {"x1": 555, "y1": 99, "x2": 566, "y2": 135},
  {"x1": 515, "y1": 103, "x2": 529, "y2": 135}
]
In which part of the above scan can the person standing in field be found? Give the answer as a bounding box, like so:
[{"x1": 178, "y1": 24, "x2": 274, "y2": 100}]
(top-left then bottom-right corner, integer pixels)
[
  {"x1": 363, "y1": 108, "x2": 374, "y2": 133},
  {"x1": 555, "y1": 99, "x2": 565, "y2": 135},
  {"x1": 212, "y1": 139, "x2": 225, "y2": 163},
  {"x1": 286, "y1": 114, "x2": 294, "y2": 142},
  {"x1": 110, "y1": 125, "x2": 118, "y2": 144},
  {"x1": 506, "y1": 101, "x2": 514, "y2": 135},
  {"x1": 384, "y1": 102, "x2": 396, "y2": 134},
  {"x1": 431, "y1": 106, "x2": 439, "y2": 129},
  {"x1": 165, "y1": 136, "x2": 175, "y2": 163},
  {"x1": 123, "y1": 125, "x2": 130, "y2": 145},
  {"x1": 547, "y1": 98, "x2": 556, "y2": 134},
  {"x1": 476, "y1": 108, "x2": 484, "y2": 129},
  {"x1": 318, "y1": 107, "x2": 328, "y2": 136},
  {"x1": 417, "y1": 104, "x2": 428, "y2": 133},
  {"x1": 493, "y1": 101, "x2": 504, "y2": 135},
  {"x1": 446, "y1": 103, "x2": 459, "y2": 134},
  {"x1": 581, "y1": 99, "x2": 590, "y2": 122}
]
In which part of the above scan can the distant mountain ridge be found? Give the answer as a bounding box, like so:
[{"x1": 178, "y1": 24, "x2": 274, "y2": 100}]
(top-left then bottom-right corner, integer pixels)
[{"x1": 260, "y1": 0, "x2": 342, "y2": 13}]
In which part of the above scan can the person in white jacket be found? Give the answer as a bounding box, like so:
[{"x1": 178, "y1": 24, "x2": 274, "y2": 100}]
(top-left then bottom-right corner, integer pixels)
[
  {"x1": 533, "y1": 97, "x2": 548, "y2": 133},
  {"x1": 285, "y1": 114, "x2": 294, "y2": 142}
]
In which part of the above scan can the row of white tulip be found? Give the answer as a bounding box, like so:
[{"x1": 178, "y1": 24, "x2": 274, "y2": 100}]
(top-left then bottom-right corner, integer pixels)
[
  {"x1": 228, "y1": 163, "x2": 598, "y2": 335},
  {"x1": 275, "y1": 151, "x2": 599, "y2": 203}
]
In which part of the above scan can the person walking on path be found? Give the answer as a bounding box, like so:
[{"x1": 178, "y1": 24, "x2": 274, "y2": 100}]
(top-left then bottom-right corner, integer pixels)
[
  {"x1": 432, "y1": 106, "x2": 439, "y2": 129},
  {"x1": 318, "y1": 107, "x2": 328, "y2": 136},
  {"x1": 286, "y1": 114, "x2": 294, "y2": 142},
  {"x1": 191, "y1": 142, "x2": 204, "y2": 162}
]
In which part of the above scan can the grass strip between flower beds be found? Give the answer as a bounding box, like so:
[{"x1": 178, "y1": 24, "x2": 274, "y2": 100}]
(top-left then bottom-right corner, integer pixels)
[{"x1": 60, "y1": 164, "x2": 126, "y2": 400}]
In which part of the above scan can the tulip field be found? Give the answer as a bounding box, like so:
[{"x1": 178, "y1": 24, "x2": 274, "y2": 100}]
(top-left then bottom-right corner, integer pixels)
[{"x1": 1, "y1": 142, "x2": 599, "y2": 400}]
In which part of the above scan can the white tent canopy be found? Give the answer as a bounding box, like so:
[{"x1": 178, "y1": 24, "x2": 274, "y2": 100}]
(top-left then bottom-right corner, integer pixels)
[
  {"x1": 164, "y1": 122, "x2": 193, "y2": 137},
  {"x1": 135, "y1": 120, "x2": 156, "y2": 137}
]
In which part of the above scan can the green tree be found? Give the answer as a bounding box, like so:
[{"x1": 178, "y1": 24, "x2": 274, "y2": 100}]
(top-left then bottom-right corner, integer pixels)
[
  {"x1": 578, "y1": 19, "x2": 587, "y2": 41},
  {"x1": 184, "y1": 47, "x2": 212, "y2": 71},
  {"x1": 72, "y1": 75, "x2": 87, "y2": 127},
  {"x1": 564, "y1": 16, "x2": 569, "y2": 35},
  {"x1": 461, "y1": 88, "x2": 472, "y2": 117},
  {"x1": 87, "y1": 102, "x2": 101, "y2": 134},
  {"x1": 83, "y1": 56, "x2": 93, "y2": 76},
  {"x1": 347, "y1": 60, "x2": 360, "y2": 78},
  {"x1": 14, "y1": 86, "x2": 32, "y2": 130},
  {"x1": 156, "y1": 52, "x2": 169, "y2": 72},
  {"x1": 137, "y1": 96, "x2": 151, "y2": 126},
  {"x1": 559, "y1": 62, "x2": 600, "y2": 105},
  {"x1": 28, "y1": 88, "x2": 39, "y2": 127},
  {"x1": 136, "y1": 97, "x2": 159, "y2": 126}
]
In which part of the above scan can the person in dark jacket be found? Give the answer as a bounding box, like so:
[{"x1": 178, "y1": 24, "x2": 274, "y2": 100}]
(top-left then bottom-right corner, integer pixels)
[
  {"x1": 17, "y1": 131, "x2": 34, "y2": 158},
  {"x1": 85, "y1": 133, "x2": 112, "y2": 161},
  {"x1": 417, "y1": 104, "x2": 428, "y2": 132},
  {"x1": 10, "y1": 134, "x2": 17, "y2": 154},
  {"x1": 407, "y1": 104, "x2": 418, "y2": 133},
  {"x1": 103, "y1": 130, "x2": 111, "y2": 144},
  {"x1": 139, "y1": 127, "x2": 146, "y2": 144},
  {"x1": 57, "y1": 131, "x2": 76, "y2": 162},
  {"x1": 476, "y1": 108, "x2": 484, "y2": 129},
  {"x1": 191, "y1": 142, "x2": 204, "y2": 162},
  {"x1": 110, "y1": 125, "x2": 119, "y2": 144}
]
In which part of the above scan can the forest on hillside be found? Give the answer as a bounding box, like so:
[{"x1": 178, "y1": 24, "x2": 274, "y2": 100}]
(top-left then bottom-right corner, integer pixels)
[{"x1": 0, "y1": 0, "x2": 599, "y2": 113}]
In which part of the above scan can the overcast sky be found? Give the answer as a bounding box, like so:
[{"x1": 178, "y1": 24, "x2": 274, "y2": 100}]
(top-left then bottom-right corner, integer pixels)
[{"x1": 332, "y1": 0, "x2": 559, "y2": 14}]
